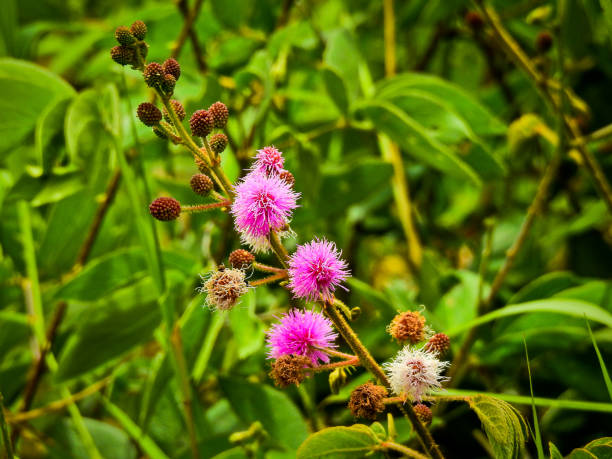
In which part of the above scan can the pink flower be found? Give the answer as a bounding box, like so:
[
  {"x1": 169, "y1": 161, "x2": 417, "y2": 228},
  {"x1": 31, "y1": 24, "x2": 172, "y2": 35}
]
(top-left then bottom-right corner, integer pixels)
[
  {"x1": 253, "y1": 146, "x2": 285, "y2": 176},
  {"x1": 288, "y1": 238, "x2": 350, "y2": 302},
  {"x1": 230, "y1": 171, "x2": 299, "y2": 249},
  {"x1": 266, "y1": 309, "x2": 337, "y2": 365}
]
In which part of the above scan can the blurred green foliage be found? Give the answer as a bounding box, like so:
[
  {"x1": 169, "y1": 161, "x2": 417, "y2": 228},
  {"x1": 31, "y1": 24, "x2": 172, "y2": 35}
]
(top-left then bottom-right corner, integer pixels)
[{"x1": 2, "y1": 0, "x2": 612, "y2": 457}]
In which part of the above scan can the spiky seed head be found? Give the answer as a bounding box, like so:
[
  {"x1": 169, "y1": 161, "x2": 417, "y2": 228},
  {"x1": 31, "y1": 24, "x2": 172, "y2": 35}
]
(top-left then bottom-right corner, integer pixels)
[
  {"x1": 208, "y1": 101, "x2": 229, "y2": 129},
  {"x1": 190, "y1": 110, "x2": 214, "y2": 137},
  {"x1": 536, "y1": 31, "x2": 553, "y2": 53},
  {"x1": 162, "y1": 58, "x2": 181, "y2": 80},
  {"x1": 348, "y1": 383, "x2": 388, "y2": 420},
  {"x1": 163, "y1": 99, "x2": 185, "y2": 124},
  {"x1": 110, "y1": 46, "x2": 134, "y2": 66},
  {"x1": 162, "y1": 74, "x2": 176, "y2": 94},
  {"x1": 425, "y1": 333, "x2": 450, "y2": 355},
  {"x1": 153, "y1": 126, "x2": 167, "y2": 139},
  {"x1": 388, "y1": 311, "x2": 426, "y2": 344},
  {"x1": 229, "y1": 249, "x2": 255, "y2": 269},
  {"x1": 465, "y1": 11, "x2": 484, "y2": 30},
  {"x1": 149, "y1": 197, "x2": 181, "y2": 221},
  {"x1": 115, "y1": 26, "x2": 136, "y2": 46},
  {"x1": 130, "y1": 20, "x2": 147, "y2": 40},
  {"x1": 190, "y1": 174, "x2": 214, "y2": 195},
  {"x1": 414, "y1": 403, "x2": 433, "y2": 425},
  {"x1": 137, "y1": 102, "x2": 162, "y2": 126},
  {"x1": 269, "y1": 355, "x2": 311, "y2": 388},
  {"x1": 279, "y1": 170, "x2": 295, "y2": 186},
  {"x1": 209, "y1": 133, "x2": 228, "y2": 154},
  {"x1": 143, "y1": 62, "x2": 165, "y2": 88},
  {"x1": 202, "y1": 267, "x2": 248, "y2": 310}
]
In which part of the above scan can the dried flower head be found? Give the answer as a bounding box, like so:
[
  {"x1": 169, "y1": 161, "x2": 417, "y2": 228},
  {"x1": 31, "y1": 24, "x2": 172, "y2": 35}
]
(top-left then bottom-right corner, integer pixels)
[
  {"x1": 348, "y1": 383, "x2": 388, "y2": 420},
  {"x1": 163, "y1": 99, "x2": 185, "y2": 123},
  {"x1": 110, "y1": 46, "x2": 134, "y2": 66},
  {"x1": 231, "y1": 171, "x2": 299, "y2": 250},
  {"x1": 115, "y1": 26, "x2": 135, "y2": 46},
  {"x1": 149, "y1": 197, "x2": 181, "y2": 221},
  {"x1": 208, "y1": 101, "x2": 229, "y2": 129},
  {"x1": 136, "y1": 102, "x2": 162, "y2": 127},
  {"x1": 201, "y1": 266, "x2": 248, "y2": 311},
  {"x1": 287, "y1": 238, "x2": 349, "y2": 302},
  {"x1": 162, "y1": 58, "x2": 181, "y2": 80},
  {"x1": 414, "y1": 403, "x2": 433, "y2": 425},
  {"x1": 388, "y1": 311, "x2": 426, "y2": 344},
  {"x1": 266, "y1": 309, "x2": 337, "y2": 365},
  {"x1": 229, "y1": 249, "x2": 255, "y2": 269},
  {"x1": 425, "y1": 333, "x2": 450, "y2": 355},
  {"x1": 253, "y1": 146, "x2": 285, "y2": 176},
  {"x1": 190, "y1": 109, "x2": 214, "y2": 137},
  {"x1": 279, "y1": 170, "x2": 295, "y2": 186},
  {"x1": 269, "y1": 354, "x2": 311, "y2": 388},
  {"x1": 190, "y1": 174, "x2": 214, "y2": 195},
  {"x1": 209, "y1": 133, "x2": 228, "y2": 154},
  {"x1": 383, "y1": 346, "x2": 449, "y2": 401},
  {"x1": 144, "y1": 62, "x2": 165, "y2": 88},
  {"x1": 130, "y1": 20, "x2": 147, "y2": 40}
]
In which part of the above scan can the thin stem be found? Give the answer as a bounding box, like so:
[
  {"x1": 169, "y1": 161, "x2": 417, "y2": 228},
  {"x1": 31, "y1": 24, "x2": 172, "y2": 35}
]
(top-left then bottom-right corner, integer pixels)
[
  {"x1": 171, "y1": 0, "x2": 204, "y2": 62},
  {"x1": 574, "y1": 122, "x2": 612, "y2": 146},
  {"x1": 252, "y1": 262, "x2": 286, "y2": 274},
  {"x1": 383, "y1": 0, "x2": 396, "y2": 77},
  {"x1": 0, "y1": 393, "x2": 14, "y2": 459},
  {"x1": 313, "y1": 347, "x2": 356, "y2": 360},
  {"x1": 249, "y1": 271, "x2": 288, "y2": 287},
  {"x1": 378, "y1": 441, "x2": 429, "y2": 459},
  {"x1": 312, "y1": 357, "x2": 359, "y2": 372},
  {"x1": 203, "y1": 137, "x2": 235, "y2": 198},
  {"x1": 181, "y1": 201, "x2": 231, "y2": 213},
  {"x1": 173, "y1": 0, "x2": 207, "y2": 72},
  {"x1": 269, "y1": 230, "x2": 290, "y2": 268}
]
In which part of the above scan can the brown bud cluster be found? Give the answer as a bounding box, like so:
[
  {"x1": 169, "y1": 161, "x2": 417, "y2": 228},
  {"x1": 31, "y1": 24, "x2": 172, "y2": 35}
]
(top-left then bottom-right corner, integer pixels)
[
  {"x1": 190, "y1": 174, "x2": 214, "y2": 196},
  {"x1": 279, "y1": 170, "x2": 295, "y2": 186},
  {"x1": 111, "y1": 21, "x2": 147, "y2": 67},
  {"x1": 388, "y1": 311, "x2": 426, "y2": 344},
  {"x1": 190, "y1": 110, "x2": 214, "y2": 137},
  {"x1": 163, "y1": 99, "x2": 186, "y2": 124},
  {"x1": 130, "y1": 20, "x2": 147, "y2": 40},
  {"x1": 149, "y1": 197, "x2": 181, "y2": 221},
  {"x1": 414, "y1": 403, "x2": 433, "y2": 425},
  {"x1": 209, "y1": 133, "x2": 228, "y2": 154},
  {"x1": 348, "y1": 382, "x2": 387, "y2": 420},
  {"x1": 110, "y1": 46, "x2": 134, "y2": 66},
  {"x1": 115, "y1": 26, "x2": 135, "y2": 46},
  {"x1": 144, "y1": 62, "x2": 165, "y2": 88},
  {"x1": 162, "y1": 58, "x2": 181, "y2": 81},
  {"x1": 194, "y1": 154, "x2": 208, "y2": 173},
  {"x1": 425, "y1": 333, "x2": 450, "y2": 355},
  {"x1": 162, "y1": 74, "x2": 176, "y2": 94},
  {"x1": 209, "y1": 101, "x2": 229, "y2": 129},
  {"x1": 229, "y1": 249, "x2": 255, "y2": 269},
  {"x1": 137, "y1": 102, "x2": 162, "y2": 126},
  {"x1": 269, "y1": 355, "x2": 311, "y2": 388}
]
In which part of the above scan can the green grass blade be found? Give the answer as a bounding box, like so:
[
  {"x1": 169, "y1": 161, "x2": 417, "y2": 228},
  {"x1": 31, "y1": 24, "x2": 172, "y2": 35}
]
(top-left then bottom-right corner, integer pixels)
[
  {"x1": 0, "y1": 393, "x2": 14, "y2": 459},
  {"x1": 524, "y1": 338, "x2": 544, "y2": 459},
  {"x1": 585, "y1": 318, "x2": 612, "y2": 401}
]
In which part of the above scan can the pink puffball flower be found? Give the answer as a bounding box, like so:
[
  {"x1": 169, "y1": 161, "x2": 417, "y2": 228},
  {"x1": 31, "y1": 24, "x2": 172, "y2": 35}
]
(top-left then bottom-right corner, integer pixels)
[
  {"x1": 266, "y1": 309, "x2": 338, "y2": 365},
  {"x1": 288, "y1": 238, "x2": 350, "y2": 302},
  {"x1": 230, "y1": 171, "x2": 299, "y2": 251},
  {"x1": 383, "y1": 346, "x2": 449, "y2": 401},
  {"x1": 253, "y1": 146, "x2": 285, "y2": 176}
]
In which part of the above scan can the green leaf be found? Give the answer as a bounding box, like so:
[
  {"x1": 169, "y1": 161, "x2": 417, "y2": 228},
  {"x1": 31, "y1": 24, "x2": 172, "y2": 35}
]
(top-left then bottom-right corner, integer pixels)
[
  {"x1": 465, "y1": 394, "x2": 528, "y2": 459},
  {"x1": 357, "y1": 100, "x2": 481, "y2": 185},
  {"x1": 321, "y1": 66, "x2": 349, "y2": 115},
  {"x1": 228, "y1": 289, "x2": 264, "y2": 360},
  {"x1": 447, "y1": 299, "x2": 612, "y2": 336},
  {"x1": 296, "y1": 425, "x2": 382, "y2": 459},
  {"x1": 600, "y1": 0, "x2": 612, "y2": 48},
  {"x1": 568, "y1": 437, "x2": 612, "y2": 458},
  {"x1": 0, "y1": 58, "x2": 74, "y2": 153},
  {"x1": 507, "y1": 272, "x2": 582, "y2": 304},
  {"x1": 324, "y1": 29, "x2": 362, "y2": 100},
  {"x1": 35, "y1": 97, "x2": 72, "y2": 173},
  {"x1": 219, "y1": 378, "x2": 308, "y2": 451},
  {"x1": 585, "y1": 319, "x2": 612, "y2": 401},
  {"x1": 549, "y1": 442, "x2": 564, "y2": 459}
]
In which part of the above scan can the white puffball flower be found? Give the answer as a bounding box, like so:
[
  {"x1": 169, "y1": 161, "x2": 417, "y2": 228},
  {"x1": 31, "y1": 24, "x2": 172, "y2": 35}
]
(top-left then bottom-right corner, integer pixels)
[{"x1": 383, "y1": 346, "x2": 449, "y2": 401}]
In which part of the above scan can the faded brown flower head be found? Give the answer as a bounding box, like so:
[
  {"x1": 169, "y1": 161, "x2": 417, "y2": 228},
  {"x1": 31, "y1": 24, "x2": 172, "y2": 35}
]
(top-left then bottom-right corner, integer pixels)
[
  {"x1": 229, "y1": 249, "x2": 255, "y2": 269},
  {"x1": 348, "y1": 382, "x2": 387, "y2": 420},
  {"x1": 425, "y1": 333, "x2": 450, "y2": 355},
  {"x1": 414, "y1": 403, "x2": 433, "y2": 425},
  {"x1": 269, "y1": 354, "x2": 311, "y2": 388},
  {"x1": 388, "y1": 311, "x2": 426, "y2": 344},
  {"x1": 202, "y1": 266, "x2": 248, "y2": 311}
]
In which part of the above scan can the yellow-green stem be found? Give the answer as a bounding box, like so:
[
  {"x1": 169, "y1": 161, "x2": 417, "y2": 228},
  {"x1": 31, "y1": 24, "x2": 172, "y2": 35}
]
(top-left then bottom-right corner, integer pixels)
[{"x1": 378, "y1": 441, "x2": 429, "y2": 459}]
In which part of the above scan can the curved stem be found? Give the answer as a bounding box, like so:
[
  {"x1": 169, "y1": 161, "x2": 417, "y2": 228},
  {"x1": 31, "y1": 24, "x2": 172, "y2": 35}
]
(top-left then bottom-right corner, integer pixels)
[
  {"x1": 249, "y1": 271, "x2": 288, "y2": 287},
  {"x1": 252, "y1": 262, "x2": 286, "y2": 273},
  {"x1": 379, "y1": 441, "x2": 429, "y2": 459},
  {"x1": 181, "y1": 201, "x2": 231, "y2": 213},
  {"x1": 312, "y1": 357, "x2": 359, "y2": 372},
  {"x1": 269, "y1": 230, "x2": 290, "y2": 268}
]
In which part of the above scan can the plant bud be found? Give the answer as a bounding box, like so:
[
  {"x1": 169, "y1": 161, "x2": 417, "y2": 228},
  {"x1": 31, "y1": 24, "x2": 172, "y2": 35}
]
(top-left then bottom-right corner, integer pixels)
[
  {"x1": 229, "y1": 249, "x2": 255, "y2": 269},
  {"x1": 149, "y1": 197, "x2": 181, "y2": 221},
  {"x1": 194, "y1": 154, "x2": 208, "y2": 173},
  {"x1": 209, "y1": 133, "x2": 228, "y2": 154},
  {"x1": 425, "y1": 333, "x2": 450, "y2": 355},
  {"x1": 115, "y1": 26, "x2": 135, "y2": 46},
  {"x1": 137, "y1": 102, "x2": 162, "y2": 126},
  {"x1": 536, "y1": 31, "x2": 553, "y2": 53},
  {"x1": 208, "y1": 101, "x2": 229, "y2": 129},
  {"x1": 162, "y1": 74, "x2": 176, "y2": 94},
  {"x1": 163, "y1": 99, "x2": 186, "y2": 123},
  {"x1": 110, "y1": 46, "x2": 134, "y2": 66},
  {"x1": 465, "y1": 11, "x2": 484, "y2": 31},
  {"x1": 348, "y1": 383, "x2": 387, "y2": 420},
  {"x1": 278, "y1": 170, "x2": 295, "y2": 186},
  {"x1": 153, "y1": 126, "x2": 167, "y2": 139},
  {"x1": 190, "y1": 109, "x2": 214, "y2": 137},
  {"x1": 329, "y1": 367, "x2": 348, "y2": 394},
  {"x1": 414, "y1": 403, "x2": 433, "y2": 425},
  {"x1": 162, "y1": 58, "x2": 181, "y2": 80},
  {"x1": 269, "y1": 354, "x2": 311, "y2": 388},
  {"x1": 202, "y1": 266, "x2": 249, "y2": 310},
  {"x1": 190, "y1": 174, "x2": 214, "y2": 196},
  {"x1": 143, "y1": 62, "x2": 165, "y2": 88},
  {"x1": 130, "y1": 20, "x2": 147, "y2": 40},
  {"x1": 388, "y1": 311, "x2": 426, "y2": 344}
]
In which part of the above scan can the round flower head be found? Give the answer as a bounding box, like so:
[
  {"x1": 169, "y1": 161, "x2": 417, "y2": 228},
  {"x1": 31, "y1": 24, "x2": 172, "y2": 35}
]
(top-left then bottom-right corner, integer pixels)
[
  {"x1": 200, "y1": 266, "x2": 249, "y2": 311},
  {"x1": 253, "y1": 146, "x2": 285, "y2": 176},
  {"x1": 231, "y1": 171, "x2": 299, "y2": 248},
  {"x1": 266, "y1": 309, "x2": 337, "y2": 365},
  {"x1": 383, "y1": 346, "x2": 449, "y2": 402},
  {"x1": 288, "y1": 238, "x2": 350, "y2": 302}
]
